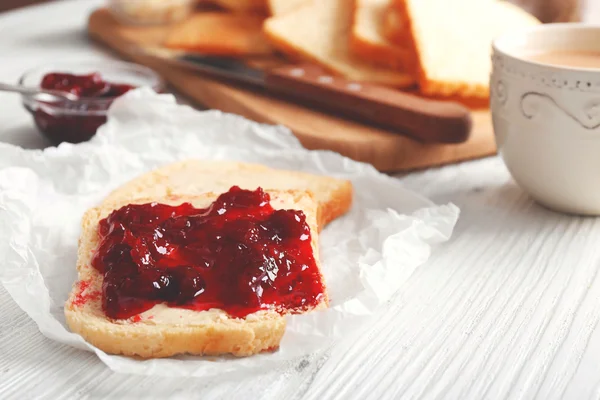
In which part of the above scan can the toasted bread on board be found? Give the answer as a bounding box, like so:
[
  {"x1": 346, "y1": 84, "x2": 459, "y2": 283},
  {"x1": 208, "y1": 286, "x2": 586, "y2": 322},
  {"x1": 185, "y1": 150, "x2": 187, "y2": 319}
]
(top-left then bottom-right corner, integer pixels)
[
  {"x1": 267, "y1": 0, "x2": 313, "y2": 15},
  {"x1": 164, "y1": 12, "x2": 271, "y2": 56},
  {"x1": 263, "y1": 0, "x2": 415, "y2": 87},
  {"x1": 392, "y1": 0, "x2": 539, "y2": 99},
  {"x1": 350, "y1": 0, "x2": 413, "y2": 70},
  {"x1": 382, "y1": 0, "x2": 407, "y2": 45},
  {"x1": 102, "y1": 160, "x2": 353, "y2": 229},
  {"x1": 211, "y1": 0, "x2": 311, "y2": 15},
  {"x1": 65, "y1": 190, "x2": 326, "y2": 358},
  {"x1": 212, "y1": 0, "x2": 268, "y2": 13}
]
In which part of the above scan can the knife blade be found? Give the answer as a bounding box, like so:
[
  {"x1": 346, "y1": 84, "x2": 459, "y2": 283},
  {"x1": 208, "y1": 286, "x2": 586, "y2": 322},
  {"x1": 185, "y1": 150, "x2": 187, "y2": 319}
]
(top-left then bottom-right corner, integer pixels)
[{"x1": 137, "y1": 46, "x2": 473, "y2": 144}]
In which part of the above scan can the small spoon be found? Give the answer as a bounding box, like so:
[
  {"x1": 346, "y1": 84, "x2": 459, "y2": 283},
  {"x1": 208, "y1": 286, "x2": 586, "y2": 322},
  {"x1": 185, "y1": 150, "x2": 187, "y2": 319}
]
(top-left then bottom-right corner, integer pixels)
[{"x1": 0, "y1": 82, "x2": 79, "y2": 102}]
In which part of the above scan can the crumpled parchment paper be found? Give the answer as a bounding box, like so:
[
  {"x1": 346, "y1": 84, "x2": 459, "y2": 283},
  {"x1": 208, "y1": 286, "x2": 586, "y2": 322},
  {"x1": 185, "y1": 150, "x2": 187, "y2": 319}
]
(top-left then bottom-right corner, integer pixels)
[{"x1": 0, "y1": 89, "x2": 459, "y2": 378}]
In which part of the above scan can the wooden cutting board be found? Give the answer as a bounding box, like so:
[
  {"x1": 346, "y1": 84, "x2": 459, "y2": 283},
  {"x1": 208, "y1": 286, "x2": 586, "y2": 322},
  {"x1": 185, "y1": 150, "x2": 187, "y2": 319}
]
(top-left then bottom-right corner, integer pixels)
[{"x1": 87, "y1": 8, "x2": 496, "y2": 172}]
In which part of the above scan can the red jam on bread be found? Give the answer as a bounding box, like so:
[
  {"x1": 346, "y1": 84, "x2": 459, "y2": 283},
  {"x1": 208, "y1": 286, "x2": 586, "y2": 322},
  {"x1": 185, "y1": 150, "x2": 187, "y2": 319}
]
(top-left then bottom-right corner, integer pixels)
[
  {"x1": 92, "y1": 187, "x2": 325, "y2": 320},
  {"x1": 33, "y1": 72, "x2": 135, "y2": 144}
]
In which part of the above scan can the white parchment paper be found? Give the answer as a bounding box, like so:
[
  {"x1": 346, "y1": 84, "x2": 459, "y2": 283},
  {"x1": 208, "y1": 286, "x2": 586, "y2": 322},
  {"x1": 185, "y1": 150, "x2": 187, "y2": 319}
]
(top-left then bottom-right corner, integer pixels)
[{"x1": 0, "y1": 89, "x2": 459, "y2": 378}]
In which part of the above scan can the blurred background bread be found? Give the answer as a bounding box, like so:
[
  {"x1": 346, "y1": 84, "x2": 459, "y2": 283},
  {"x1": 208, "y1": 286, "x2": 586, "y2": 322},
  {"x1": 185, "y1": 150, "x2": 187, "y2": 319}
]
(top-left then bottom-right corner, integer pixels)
[
  {"x1": 156, "y1": 0, "x2": 579, "y2": 104},
  {"x1": 263, "y1": 0, "x2": 416, "y2": 87},
  {"x1": 164, "y1": 12, "x2": 271, "y2": 55},
  {"x1": 350, "y1": 0, "x2": 414, "y2": 70},
  {"x1": 509, "y1": 0, "x2": 579, "y2": 22},
  {"x1": 389, "y1": 0, "x2": 540, "y2": 100}
]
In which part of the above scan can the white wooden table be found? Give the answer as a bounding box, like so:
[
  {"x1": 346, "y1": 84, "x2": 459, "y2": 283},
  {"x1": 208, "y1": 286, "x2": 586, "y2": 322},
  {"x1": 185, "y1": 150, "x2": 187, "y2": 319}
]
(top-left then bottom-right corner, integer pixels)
[{"x1": 2, "y1": 1, "x2": 600, "y2": 399}]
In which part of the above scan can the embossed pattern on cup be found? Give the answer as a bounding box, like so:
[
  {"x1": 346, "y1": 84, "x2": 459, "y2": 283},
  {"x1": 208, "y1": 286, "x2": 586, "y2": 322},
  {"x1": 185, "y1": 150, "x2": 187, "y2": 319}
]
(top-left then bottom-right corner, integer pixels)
[{"x1": 491, "y1": 24, "x2": 600, "y2": 215}]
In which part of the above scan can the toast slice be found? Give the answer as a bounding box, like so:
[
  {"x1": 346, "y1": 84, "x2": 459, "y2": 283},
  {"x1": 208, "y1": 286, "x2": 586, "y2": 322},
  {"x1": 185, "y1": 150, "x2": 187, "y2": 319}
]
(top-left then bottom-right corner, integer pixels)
[
  {"x1": 263, "y1": 0, "x2": 415, "y2": 87},
  {"x1": 392, "y1": 0, "x2": 539, "y2": 99},
  {"x1": 350, "y1": 0, "x2": 413, "y2": 70},
  {"x1": 267, "y1": 0, "x2": 312, "y2": 15},
  {"x1": 212, "y1": 0, "x2": 268, "y2": 14},
  {"x1": 381, "y1": 0, "x2": 406, "y2": 45},
  {"x1": 102, "y1": 160, "x2": 353, "y2": 230},
  {"x1": 164, "y1": 12, "x2": 271, "y2": 56},
  {"x1": 507, "y1": 0, "x2": 579, "y2": 23},
  {"x1": 65, "y1": 190, "x2": 326, "y2": 358},
  {"x1": 210, "y1": 0, "x2": 311, "y2": 15}
]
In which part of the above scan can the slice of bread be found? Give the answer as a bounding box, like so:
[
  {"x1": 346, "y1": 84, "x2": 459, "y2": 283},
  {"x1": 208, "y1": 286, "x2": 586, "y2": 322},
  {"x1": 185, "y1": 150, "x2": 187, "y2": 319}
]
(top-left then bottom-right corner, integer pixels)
[
  {"x1": 267, "y1": 0, "x2": 312, "y2": 15},
  {"x1": 349, "y1": 0, "x2": 413, "y2": 70},
  {"x1": 65, "y1": 190, "x2": 326, "y2": 358},
  {"x1": 392, "y1": 0, "x2": 539, "y2": 99},
  {"x1": 381, "y1": 0, "x2": 408, "y2": 45},
  {"x1": 164, "y1": 12, "x2": 272, "y2": 56},
  {"x1": 209, "y1": 0, "x2": 311, "y2": 15},
  {"x1": 212, "y1": 0, "x2": 268, "y2": 14},
  {"x1": 102, "y1": 160, "x2": 353, "y2": 230},
  {"x1": 263, "y1": 0, "x2": 415, "y2": 87},
  {"x1": 508, "y1": 0, "x2": 579, "y2": 23}
]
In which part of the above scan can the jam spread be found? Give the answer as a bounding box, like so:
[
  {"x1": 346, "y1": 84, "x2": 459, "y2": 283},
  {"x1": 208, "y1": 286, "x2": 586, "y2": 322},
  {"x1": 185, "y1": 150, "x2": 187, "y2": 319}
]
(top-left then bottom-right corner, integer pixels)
[
  {"x1": 41, "y1": 72, "x2": 133, "y2": 98},
  {"x1": 71, "y1": 280, "x2": 101, "y2": 308},
  {"x1": 31, "y1": 72, "x2": 135, "y2": 144},
  {"x1": 92, "y1": 187, "x2": 325, "y2": 320}
]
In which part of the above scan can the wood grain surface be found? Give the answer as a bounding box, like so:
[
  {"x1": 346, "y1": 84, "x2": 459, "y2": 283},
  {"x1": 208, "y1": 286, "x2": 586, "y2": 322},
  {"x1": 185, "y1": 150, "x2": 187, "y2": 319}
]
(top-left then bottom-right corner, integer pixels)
[{"x1": 87, "y1": 8, "x2": 497, "y2": 172}]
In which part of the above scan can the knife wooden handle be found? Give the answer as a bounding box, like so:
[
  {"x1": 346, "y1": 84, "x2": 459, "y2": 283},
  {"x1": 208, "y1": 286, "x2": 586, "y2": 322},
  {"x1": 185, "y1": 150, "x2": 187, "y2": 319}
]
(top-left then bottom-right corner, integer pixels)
[{"x1": 265, "y1": 64, "x2": 472, "y2": 144}]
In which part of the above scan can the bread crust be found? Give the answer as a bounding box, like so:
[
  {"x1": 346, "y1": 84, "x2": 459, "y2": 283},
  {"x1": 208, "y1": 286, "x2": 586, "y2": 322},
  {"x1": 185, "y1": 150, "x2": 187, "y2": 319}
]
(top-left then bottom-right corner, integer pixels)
[
  {"x1": 381, "y1": 2, "x2": 408, "y2": 45},
  {"x1": 267, "y1": 0, "x2": 312, "y2": 16},
  {"x1": 390, "y1": 0, "x2": 428, "y2": 94},
  {"x1": 391, "y1": 0, "x2": 539, "y2": 99},
  {"x1": 349, "y1": 0, "x2": 415, "y2": 71},
  {"x1": 66, "y1": 190, "x2": 326, "y2": 358},
  {"x1": 318, "y1": 179, "x2": 353, "y2": 230},
  {"x1": 164, "y1": 13, "x2": 272, "y2": 56},
  {"x1": 65, "y1": 295, "x2": 286, "y2": 358},
  {"x1": 263, "y1": 0, "x2": 415, "y2": 87},
  {"x1": 349, "y1": 34, "x2": 411, "y2": 70},
  {"x1": 213, "y1": 0, "x2": 269, "y2": 14},
  {"x1": 102, "y1": 160, "x2": 353, "y2": 229}
]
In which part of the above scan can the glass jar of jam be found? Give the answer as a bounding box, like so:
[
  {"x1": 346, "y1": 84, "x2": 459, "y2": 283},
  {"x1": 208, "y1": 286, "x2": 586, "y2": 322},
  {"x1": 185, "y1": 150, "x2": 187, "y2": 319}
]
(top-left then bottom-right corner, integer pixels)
[{"x1": 19, "y1": 61, "x2": 164, "y2": 144}]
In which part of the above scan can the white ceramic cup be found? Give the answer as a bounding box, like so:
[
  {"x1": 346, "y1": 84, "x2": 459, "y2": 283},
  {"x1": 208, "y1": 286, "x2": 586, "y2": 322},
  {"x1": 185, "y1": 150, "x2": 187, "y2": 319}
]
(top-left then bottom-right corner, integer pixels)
[{"x1": 491, "y1": 24, "x2": 600, "y2": 215}]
